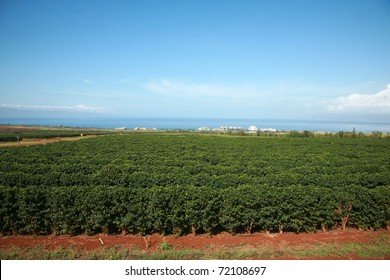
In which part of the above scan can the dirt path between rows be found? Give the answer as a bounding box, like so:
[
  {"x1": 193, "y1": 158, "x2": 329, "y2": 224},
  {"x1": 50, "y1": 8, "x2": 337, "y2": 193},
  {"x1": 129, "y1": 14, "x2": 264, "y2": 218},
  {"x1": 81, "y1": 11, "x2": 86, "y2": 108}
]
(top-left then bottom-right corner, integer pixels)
[{"x1": 1, "y1": 229, "x2": 388, "y2": 252}]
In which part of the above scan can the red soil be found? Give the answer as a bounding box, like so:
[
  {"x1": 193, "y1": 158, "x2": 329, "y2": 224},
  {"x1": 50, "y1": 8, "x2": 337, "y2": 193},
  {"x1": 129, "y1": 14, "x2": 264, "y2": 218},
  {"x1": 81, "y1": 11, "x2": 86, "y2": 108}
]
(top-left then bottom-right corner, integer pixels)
[{"x1": 1, "y1": 229, "x2": 388, "y2": 255}]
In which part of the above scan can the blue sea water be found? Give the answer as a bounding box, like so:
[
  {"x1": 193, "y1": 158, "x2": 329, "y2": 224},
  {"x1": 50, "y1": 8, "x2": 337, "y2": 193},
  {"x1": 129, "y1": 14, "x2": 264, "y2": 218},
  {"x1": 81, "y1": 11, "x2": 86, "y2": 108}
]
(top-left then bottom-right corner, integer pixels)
[{"x1": 0, "y1": 117, "x2": 389, "y2": 132}]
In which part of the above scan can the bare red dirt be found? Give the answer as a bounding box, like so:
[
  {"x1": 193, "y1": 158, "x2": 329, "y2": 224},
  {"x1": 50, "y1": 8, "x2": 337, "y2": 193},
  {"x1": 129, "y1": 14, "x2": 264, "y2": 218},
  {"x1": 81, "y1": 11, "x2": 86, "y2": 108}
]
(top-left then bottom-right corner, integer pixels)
[{"x1": 1, "y1": 229, "x2": 388, "y2": 252}]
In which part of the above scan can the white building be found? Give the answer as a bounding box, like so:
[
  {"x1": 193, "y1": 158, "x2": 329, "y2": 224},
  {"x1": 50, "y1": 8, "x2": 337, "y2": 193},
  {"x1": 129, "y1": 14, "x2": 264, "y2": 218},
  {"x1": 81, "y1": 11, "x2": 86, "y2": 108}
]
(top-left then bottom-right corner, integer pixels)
[
  {"x1": 133, "y1": 127, "x2": 157, "y2": 131},
  {"x1": 218, "y1": 126, "x2": 243, "y2": 131},
  {"x1": 247, "y1": 125, "x2": 258, "y2": 132},
  {"x1": 259, "y1": 128, "x2": 277, "y2": 132}
]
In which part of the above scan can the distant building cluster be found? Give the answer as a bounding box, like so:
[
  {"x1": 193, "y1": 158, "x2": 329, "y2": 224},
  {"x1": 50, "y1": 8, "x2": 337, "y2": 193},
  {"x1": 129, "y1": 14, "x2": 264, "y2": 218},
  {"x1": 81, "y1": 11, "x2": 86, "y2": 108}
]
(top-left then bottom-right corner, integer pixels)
[
  {"x1": 133, "y1": 127, "x2": 158, "y2": 131},
  {"x1": 258, "y1": 127, "x2": 278, "y2": 132},
  {"x1": 197, "y1": 125, "x2": 278, "y2": 133},
  {"x1": 115, "y1": 127, "x2": 157, "y2": 131},
  {"x1": 218, "y1": 126, "x2": 243, "y2": 132},
  {"x1": 115, "y1": 125, "x2": 279, "y2": 133},
  {"x1": 197, "y1": 126, "x2": 244, "y2": 132}
]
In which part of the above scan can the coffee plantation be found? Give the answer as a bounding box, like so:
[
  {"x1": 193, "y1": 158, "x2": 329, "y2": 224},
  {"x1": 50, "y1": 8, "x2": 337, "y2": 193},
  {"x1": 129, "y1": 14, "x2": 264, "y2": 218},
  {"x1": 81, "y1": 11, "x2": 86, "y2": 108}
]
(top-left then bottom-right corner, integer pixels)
[{"x1": 0, "y1": 133, "x2": 389, "y2": 235}]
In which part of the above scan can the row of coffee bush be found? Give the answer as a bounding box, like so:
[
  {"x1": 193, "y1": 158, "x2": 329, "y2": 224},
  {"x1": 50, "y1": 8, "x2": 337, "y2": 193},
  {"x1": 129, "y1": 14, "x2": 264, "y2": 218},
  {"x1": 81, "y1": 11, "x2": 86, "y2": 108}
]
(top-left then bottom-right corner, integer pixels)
[{"x1": 1, "y1": 185, "x2": 389, "y2": 236}]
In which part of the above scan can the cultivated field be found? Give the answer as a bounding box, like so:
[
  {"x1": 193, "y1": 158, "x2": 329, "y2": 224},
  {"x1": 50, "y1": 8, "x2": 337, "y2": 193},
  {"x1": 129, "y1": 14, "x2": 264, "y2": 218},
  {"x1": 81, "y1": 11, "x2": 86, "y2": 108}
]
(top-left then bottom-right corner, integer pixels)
[{"x1": 0, "y1": 130, "x2": 389, "y2": 259}]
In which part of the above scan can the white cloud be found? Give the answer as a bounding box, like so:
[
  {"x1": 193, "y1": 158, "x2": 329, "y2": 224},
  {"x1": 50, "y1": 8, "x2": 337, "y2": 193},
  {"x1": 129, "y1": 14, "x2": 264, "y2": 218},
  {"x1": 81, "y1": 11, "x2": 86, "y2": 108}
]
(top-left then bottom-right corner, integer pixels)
[
  {"x1": 82, "y1": 80, "x2": 92, "y2": 84},
  {"x1": 327, "y1": 85, "x2": 390, "y2": 113},
  {"x1": 0, "y1": 104, "x2": 106, "y2": 113}
]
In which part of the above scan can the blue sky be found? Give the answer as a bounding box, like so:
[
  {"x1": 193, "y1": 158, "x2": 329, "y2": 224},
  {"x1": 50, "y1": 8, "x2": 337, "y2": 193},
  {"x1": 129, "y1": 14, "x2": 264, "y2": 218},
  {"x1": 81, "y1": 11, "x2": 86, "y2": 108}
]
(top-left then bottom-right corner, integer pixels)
[{"x1": 1, "y1": 0, "x2": 390, "y2": 122}]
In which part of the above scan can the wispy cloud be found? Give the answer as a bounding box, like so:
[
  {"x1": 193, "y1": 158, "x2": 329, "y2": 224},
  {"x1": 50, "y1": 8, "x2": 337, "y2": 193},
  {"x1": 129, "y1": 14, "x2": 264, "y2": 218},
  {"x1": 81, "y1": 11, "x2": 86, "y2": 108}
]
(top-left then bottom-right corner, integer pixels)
[
  {"x1": 82, "y1": 80, "x2": 92, "y2": 84},
  {"x1": 0, "y1": 104, "x2": 106, "y2": 113},
  {"x1": 135, "y1": 78, "x2": 390, "y2": 120},
  {"x1": 140, "y1": 79, "x2": 259, "y2": 98},
  {"x1": 139, "y1": 79, "x2": 358, "y2": 100},
  {"x1": 326, "y1": 85, "x2": 390, "y2": 113}
]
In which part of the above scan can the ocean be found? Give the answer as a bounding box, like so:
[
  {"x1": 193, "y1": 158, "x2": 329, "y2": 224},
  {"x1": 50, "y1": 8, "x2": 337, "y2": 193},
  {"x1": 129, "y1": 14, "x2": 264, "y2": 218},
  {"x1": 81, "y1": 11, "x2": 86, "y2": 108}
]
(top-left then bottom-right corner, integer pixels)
[{"x1": 0, "y1": 117, "x2": 389, "y2": 132}]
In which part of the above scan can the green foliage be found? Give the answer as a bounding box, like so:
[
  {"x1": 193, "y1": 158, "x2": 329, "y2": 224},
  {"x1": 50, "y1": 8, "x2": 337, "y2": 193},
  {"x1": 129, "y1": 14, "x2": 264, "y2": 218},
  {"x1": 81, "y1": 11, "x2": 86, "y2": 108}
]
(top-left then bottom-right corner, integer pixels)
[
  {"x1": 47, "y1": 187, "x2": 81, "y2": 235},
  {"x1": 0, "y1": 135, "x2": 21, "y2": 142},
  {"x1": 0, "y1": 128, "x2": 111, "y2": 142},
  {"x1": 0, "y1": 134, "x2": 389, "y2": 235},
  {"x1": 288, "y1": 130, "x2": 314, "y2": 137},
  {"x1": 96, "y1": 164, "x2": 125, "y2": 186},
  {"x1": 0, "y1": 186, "x2": 18, "y2": 234},
  {"x1": 160, "y1": 240, "x2": 174, "y2": 250},
  {"x1": 220, "y1": 186, "x2": 261, "y2": 234},
  {"x1": 16, "y1": 187, "x2": 50, "y2": 234},
  {"x1": 370, "y1": 131, "x2": 383, "y2": 139},
  {"x1": 1, "y1": 134, "x2": 389, "y2": 189},
  {"x1": 1, "y1": 185, "x2": 389, "y2": 235}
]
